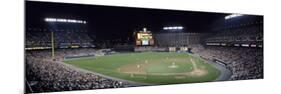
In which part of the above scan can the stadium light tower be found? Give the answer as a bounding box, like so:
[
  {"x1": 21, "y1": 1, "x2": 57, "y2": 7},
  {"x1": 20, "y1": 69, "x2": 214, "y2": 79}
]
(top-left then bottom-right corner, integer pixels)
[
  {"x1": 163, "y1": 26, "x2": 184, "y2": 30},
  {"x1": 44, "y1": 18, "x2": 87, "y2": 24},
  {"x1": 44, "y1": 17, "x2": 87, "y2": 61},
  {"x1": 225, "y1": 14, "x2": 243, "y2": 20}
]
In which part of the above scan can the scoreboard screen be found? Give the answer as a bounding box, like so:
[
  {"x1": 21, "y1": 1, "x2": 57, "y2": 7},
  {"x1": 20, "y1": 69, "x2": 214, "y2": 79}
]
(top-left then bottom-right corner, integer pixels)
[
  {"x1": 142, "y1": 40, "x2": 149, "y2": 45},
  {"x1": 136, "y1": 32, "x2": 154, "y2": 46}
]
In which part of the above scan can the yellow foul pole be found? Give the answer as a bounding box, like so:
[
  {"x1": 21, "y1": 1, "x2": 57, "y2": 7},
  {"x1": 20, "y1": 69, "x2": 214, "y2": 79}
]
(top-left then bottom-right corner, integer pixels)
[{"x1": 51, "y1": 31, "x2": 55, "y2": 61}]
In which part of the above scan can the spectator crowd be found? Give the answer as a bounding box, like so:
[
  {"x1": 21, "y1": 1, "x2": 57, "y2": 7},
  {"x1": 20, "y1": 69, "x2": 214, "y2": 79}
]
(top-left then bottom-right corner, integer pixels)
[
  {"x1": 193, "y1": 45, "x2": 263, "y2": 80},
  {"x1": 25, "y1": 48, "x2": 130, "y2": 93}
]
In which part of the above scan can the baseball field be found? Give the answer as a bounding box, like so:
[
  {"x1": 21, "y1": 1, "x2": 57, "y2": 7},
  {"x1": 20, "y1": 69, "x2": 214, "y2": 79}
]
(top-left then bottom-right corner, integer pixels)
[{"x1": 64, "y1": 52, "x2": 221, "y2": 85}]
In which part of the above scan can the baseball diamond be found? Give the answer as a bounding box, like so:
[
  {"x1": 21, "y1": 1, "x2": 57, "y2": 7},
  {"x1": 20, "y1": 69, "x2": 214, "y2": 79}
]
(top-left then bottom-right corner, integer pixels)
[{"x1": 64, "y1": 52, "x2": 223, "y2": 84}]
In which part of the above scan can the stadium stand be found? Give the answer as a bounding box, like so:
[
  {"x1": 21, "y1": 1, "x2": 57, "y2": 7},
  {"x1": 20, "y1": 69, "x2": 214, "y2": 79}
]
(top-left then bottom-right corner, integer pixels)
[
  {"x1": 154, "y1": 33, "x2": 201, "y2": 47},
  {"x1": 25, "y1": 49, "x2": 130, "y2": 93},
  {"x1": 25, "y1": 28, "x2": 93, "y2": 48},
  {"x1": 205, "y1": 23, "x2": 263, "y2": 43},
  {"x1": 196, "y1": 17, "x2": 264, "y2": 80},
  {"x1": 194, "y1": 46, "x2": 263, "y2": 80}
]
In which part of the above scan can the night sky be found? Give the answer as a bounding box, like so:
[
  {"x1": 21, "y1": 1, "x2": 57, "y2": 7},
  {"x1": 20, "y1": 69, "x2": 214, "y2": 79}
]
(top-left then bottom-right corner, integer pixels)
[{"x1": 25, "y1": 1, "x2": 228, "y2": 41}]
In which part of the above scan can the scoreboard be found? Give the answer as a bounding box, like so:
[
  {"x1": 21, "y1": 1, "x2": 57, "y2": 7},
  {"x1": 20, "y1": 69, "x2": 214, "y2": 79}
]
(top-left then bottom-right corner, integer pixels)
[{"x1": 135, "y1": 28, "x2": 154, "y2": 46}]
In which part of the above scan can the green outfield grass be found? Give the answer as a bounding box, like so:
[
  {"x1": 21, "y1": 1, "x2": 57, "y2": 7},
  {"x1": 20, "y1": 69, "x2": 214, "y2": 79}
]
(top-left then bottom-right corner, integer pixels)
[{"x1": 64, "y1": 52, "x2": 220, "y2": 84}]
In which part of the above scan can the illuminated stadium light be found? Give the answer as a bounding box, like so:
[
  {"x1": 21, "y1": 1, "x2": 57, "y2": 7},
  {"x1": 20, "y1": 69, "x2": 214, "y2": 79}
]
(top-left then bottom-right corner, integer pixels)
[
  {"x1": 177, "y1": 26, "x2": 183, "y2": 29},
  {"x1": 45, "y1": 18, "x2": 56, "y2": 22},
  {"x1": 163, "y1": 26, "x2": 184, "y2": 30},
  {"x1": 44, "y1": 18, "x2": 87, "y2": 24},
  {"x1": 168, "y1": 27, "x2": 173, "y2": 30},
  {"x1": 225, "y1": 14, "x2": 243, "y2": 20}
]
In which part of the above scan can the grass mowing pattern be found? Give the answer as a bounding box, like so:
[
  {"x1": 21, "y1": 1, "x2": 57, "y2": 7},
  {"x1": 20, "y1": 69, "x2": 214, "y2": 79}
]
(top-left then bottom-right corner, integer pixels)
[
  {"x1": 64, "y1": 52, "x2": 220, "y2": 84},
  {"x1": 146, "y1": 60, "x2": 193, "y2": 73}
]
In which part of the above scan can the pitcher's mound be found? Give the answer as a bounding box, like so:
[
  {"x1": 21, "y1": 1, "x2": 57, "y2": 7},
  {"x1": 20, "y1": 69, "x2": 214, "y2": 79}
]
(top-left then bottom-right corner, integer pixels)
[{"x1": 168, "y1": 62, "x2": 178, "y2": 68}]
